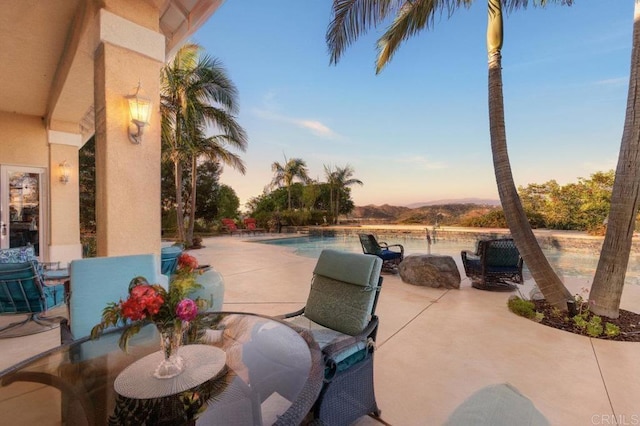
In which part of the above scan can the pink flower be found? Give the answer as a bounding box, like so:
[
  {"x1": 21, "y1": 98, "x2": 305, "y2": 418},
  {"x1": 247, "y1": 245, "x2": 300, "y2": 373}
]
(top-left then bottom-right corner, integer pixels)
[{"x1": 176, "y1": 298, "x2": 198, "y2": 321}]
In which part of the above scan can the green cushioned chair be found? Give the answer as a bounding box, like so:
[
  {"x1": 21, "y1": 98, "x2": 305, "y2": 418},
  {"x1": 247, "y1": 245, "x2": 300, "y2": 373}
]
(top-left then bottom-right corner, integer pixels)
[{"x1": 282, "y1": 249, "x2": 383, "y2": 425}]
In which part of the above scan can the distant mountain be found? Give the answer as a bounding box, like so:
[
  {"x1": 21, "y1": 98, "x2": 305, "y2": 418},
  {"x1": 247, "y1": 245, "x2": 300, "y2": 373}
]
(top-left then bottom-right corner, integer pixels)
[
  {"x1": 406, "y1": 198, "x2": 500, "y2": 208},
  {"x1": 351, "y1": 204, "x2": 410, "y2": 219},
  {"x1": 349, "y1": 202, "x2": 501, "y2": 225}
]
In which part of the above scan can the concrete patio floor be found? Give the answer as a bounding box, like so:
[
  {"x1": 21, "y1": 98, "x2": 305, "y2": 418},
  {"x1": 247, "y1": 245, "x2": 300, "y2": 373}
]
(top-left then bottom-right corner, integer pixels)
[{"x1": 2, "y1": 234, "x2": 640, "y2": 425}]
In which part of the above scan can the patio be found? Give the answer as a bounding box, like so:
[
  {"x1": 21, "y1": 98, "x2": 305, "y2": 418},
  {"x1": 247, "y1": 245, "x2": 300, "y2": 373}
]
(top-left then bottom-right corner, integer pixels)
[{"x1": 2, "y1": 234, "x2": 640, "y2": 424}]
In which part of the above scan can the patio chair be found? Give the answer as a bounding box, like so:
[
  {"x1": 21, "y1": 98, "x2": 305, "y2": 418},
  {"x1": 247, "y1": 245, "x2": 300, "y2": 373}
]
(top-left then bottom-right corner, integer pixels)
[
  {"x1": 461, "y1": 238, "x2": 524, "y2": 291},
  {"x1": 358, "y1": 233, "x2": 404, "y2": 273},
  {"x1": 0, "y1": 261, "x2": 66, "y2": 338},
  {"x1": 221, "y1": 218, "x2": 244, "y2": 236},
  {"x1": 243, "y1": 217, "x2": 265, "y2": 234},
  {"x1": 281, "y1": 249, "x2": 383, "y2": 425}
]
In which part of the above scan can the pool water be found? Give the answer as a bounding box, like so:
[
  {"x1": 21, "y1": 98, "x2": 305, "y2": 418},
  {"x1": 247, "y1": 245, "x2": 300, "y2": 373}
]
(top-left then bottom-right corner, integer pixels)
[{"x1": 260, "y1": 235, "x2": 640, "y2": 286}]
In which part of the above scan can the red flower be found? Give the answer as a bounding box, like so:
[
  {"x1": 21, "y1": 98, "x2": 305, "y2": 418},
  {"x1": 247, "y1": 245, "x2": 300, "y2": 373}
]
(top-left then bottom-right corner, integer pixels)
[
  {"x1": 121, "y1": 285, "x2": 164, "y2": 321},
  {"x1": 177, "y1": 253, "x2": 199, "y2": 273}
]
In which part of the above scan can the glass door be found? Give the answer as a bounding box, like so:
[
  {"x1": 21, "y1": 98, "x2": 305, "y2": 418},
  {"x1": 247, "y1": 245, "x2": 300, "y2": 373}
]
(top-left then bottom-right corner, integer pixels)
[{"x1": 0, "y1": 165, "x2": 47, "y2": 257}]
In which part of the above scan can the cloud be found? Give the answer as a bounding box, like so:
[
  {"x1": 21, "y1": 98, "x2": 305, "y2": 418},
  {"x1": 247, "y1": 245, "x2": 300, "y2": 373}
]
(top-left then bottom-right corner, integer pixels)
[
  {"x1": 393, "y1": 155, "x2": 447, "y2": 170},
  {"x1": 593, "y1": 77, "x2": 627, "y2": 87},
  {"x1": 252, "y1": 90, "x2": 342, "y2": 139},
  {"x1": 253, "y1": 107, "x2": 341, "y2": 139}
]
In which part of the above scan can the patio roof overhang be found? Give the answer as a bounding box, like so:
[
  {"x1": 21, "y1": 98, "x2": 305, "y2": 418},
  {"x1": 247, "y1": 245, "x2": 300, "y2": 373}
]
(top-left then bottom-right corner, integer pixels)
[{"x1": 0, "y1": 0, "x2": 223, "y2": 143}]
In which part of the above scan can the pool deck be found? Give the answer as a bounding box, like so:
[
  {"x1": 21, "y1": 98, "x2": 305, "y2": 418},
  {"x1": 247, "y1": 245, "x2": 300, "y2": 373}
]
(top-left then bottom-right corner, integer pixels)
[{"x1": 2, "y1": 232, "x2": 640, "y2": 424}]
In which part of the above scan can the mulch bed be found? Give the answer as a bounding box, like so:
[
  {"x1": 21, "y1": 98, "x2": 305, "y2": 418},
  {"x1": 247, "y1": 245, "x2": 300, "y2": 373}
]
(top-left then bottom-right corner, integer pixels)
[{"x1": 532, "y1": 299, "x2": 640, "y2": 342}]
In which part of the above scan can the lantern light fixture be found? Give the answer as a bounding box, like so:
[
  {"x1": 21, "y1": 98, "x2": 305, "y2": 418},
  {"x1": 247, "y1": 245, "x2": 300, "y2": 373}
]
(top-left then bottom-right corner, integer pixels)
[
  {"x1": 125, "y1": 82, "x2": 152, "y2": 144},
  {"x1": 59, "y1": 160, "x2": 70, "y2": 184}
]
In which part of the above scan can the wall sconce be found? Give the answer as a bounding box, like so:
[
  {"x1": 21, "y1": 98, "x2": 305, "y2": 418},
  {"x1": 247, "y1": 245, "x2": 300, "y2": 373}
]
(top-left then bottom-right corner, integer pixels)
[
  {"x1": 125, "y1": 82, "x2": 152, "y2": 144},
  {"x1": 59, "y1": 161, "x2": 70, "y2": 184}
]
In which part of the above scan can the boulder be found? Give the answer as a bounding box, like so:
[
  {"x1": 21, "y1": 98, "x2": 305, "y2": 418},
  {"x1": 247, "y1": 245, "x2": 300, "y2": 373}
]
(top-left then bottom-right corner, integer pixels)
[{"x1": 399, "y1": 254, "x2": 461, "y2": 289}]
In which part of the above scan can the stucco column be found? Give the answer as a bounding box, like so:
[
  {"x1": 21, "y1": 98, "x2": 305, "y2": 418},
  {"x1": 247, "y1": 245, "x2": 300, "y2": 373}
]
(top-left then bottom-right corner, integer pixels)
[
  {"x1": 48, "y1": 130, "x2": 82, "y2": 264},
  {"x1": 93, "y1": 10, "x2": 164, "y2": 257}
]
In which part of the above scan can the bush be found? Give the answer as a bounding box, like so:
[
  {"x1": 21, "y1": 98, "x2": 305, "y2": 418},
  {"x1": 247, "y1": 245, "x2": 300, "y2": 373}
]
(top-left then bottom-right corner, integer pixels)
[{"x1": 507, "y1": 296, "x2": 537, "y2": 319}]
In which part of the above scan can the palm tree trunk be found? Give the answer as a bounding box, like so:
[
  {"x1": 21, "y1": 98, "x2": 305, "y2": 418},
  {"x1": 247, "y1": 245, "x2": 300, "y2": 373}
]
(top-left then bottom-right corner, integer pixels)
[
  {"x1": 486, "y1": 0, "x2": 572, "y2": 309},
  {"x1": 186, "y1": 155, "x2": 198, "y2": 247},
  {"x1": 589, "y1": 2, "x2": 640, "y2": 318},
  {"x1": 174, "y1": 159, "x2": 186, "y2": 244}
]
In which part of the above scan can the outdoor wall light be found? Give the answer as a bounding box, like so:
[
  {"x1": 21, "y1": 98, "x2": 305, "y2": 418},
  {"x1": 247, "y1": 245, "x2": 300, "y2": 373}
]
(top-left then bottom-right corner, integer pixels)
[
  {"x1": 125, "y1": 82, "x2": 152, "y2": 144},
  {"x1": 59, "y1": 160, "x2": 70, "y2": 184}
]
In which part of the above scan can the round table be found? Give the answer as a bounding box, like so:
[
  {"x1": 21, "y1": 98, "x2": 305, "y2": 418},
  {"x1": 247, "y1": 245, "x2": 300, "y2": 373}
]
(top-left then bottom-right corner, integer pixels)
[{"x1": 0, "y1": 312, "x2": 323, "y2": 425}]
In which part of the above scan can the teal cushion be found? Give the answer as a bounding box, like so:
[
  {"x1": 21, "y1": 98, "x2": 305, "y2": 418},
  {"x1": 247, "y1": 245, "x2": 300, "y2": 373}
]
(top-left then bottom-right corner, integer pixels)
[
  {"x1": 286, "y1": 315, "x2": 367, "y2": 365},
  {"x1": 0, "y1": 261, "x2": 45, "y2": 313},
  {"x1": 445, "y1": 383, "x2": 549, "y2": 426},
  {"x1": 69, "y1": 254, "x2": 164, "y2": 339}
]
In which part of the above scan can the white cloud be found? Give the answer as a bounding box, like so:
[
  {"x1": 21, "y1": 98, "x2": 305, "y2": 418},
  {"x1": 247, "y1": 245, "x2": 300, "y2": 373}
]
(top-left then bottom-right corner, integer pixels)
[
  {"x1": 594, "y1": 77, "x2": 627, "y2": 87},
  {"x1": 394, "y1": 155, "x2": 447, "y2": 170},
  {"x1": 252, "y1": 90, "x2": 342, "y2": 139}
]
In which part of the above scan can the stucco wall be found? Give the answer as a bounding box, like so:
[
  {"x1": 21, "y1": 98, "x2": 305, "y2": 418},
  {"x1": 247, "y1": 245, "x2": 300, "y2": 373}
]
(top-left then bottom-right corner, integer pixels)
[{"x1": 0, "y1": 112, "x2": 48, "y2": 166}]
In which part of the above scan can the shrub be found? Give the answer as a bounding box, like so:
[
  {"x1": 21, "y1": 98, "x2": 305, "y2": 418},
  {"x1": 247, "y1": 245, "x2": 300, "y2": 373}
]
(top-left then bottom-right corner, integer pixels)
[{"x1": 507, "y1": 296, "x2": 537, "y2": 319}]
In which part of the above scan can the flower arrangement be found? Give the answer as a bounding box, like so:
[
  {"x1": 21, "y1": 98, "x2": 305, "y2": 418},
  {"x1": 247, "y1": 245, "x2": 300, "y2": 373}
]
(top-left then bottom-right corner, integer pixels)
[{"x1": 91, "y1": 252, "x2": 205, "y2": 352}]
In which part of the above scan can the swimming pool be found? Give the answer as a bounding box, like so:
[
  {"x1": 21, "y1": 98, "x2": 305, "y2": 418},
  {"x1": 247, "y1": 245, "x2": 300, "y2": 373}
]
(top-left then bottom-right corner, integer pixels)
[{"x1": 260, "y1": 235, "x2": 640, "y2": 286}]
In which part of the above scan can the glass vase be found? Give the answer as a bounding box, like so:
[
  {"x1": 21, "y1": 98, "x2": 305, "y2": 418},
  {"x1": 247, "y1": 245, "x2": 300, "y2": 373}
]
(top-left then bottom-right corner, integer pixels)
[{"x1": 154, "y1": 323, "x2": 186, "y2": 379}]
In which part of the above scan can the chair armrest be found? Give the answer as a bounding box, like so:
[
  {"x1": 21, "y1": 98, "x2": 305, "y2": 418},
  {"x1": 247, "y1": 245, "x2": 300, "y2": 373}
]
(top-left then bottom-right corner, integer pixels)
[
  {"x1": 461, "y1": 250, "x2": 479, "y2": 261},
  {"x1": 276, "y1": 307, "x2": 305, "y2": 320},
  {"x1": 379, "y1": 242, "x2": 404, "y2": 255}
]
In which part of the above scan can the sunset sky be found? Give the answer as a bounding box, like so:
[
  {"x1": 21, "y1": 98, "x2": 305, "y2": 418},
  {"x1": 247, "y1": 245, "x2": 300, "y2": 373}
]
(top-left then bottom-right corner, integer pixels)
[{"x1": 193, "y1": 1, "x2": 631, "y2": 209}]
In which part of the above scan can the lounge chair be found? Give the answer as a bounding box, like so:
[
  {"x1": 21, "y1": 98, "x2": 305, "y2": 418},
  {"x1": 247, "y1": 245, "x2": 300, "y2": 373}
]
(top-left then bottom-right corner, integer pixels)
[
  {"x1": 221, "y1": 218, "x2": 245, "y2": 236},
  {"x1": 358, "y1": 233, "x2": 404, "y2": 272},
  {"x1": 243, "y1": 218, "x2": 265, "y2": 234},
  {"x1": 461, "y1": 238, "x2": 524, "y2": 291},
  {"x1": 0, "y1": 261, "x2": 66, "y2": 338},
  {"x1": 281, "y1": 249, "x2": 383, "y2": 424}
]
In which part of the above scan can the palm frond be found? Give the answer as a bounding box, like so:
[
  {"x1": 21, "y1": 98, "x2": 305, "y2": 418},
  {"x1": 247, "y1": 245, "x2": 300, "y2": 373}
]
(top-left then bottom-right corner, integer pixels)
[
  {"x1": 376, "y1": 0, "x2": 471, "y2": 73},
  {"x1": 327, "y1": 0, "x2": 400, "y2": 65}
]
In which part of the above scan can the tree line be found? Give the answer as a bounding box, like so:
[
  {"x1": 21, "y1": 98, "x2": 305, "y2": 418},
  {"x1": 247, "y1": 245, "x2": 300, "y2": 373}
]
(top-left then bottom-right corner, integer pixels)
[{"x1": 464, "y1": 170, "x2": 621, "y2": 235}]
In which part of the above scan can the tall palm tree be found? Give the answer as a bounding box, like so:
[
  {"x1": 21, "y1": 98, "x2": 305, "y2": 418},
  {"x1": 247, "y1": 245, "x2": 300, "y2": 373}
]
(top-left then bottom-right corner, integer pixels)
[
  {"x1": 589, "y1": 1, "x2": 640, "y2": 318},
  {"x1": 325, "y1": 164, "x2": 363, "y2": 224},
  {"x1": 161, "y1": 43, "x2": 247, "y2": 245},
  {"x1": 185, "y1": 126, "x2": 246, "y2": 246},
  {"x1": 271, "y1": 156, "x2": 311, "y2": 209},
  {"x1": 327, "y1": 0, "x2": 573, "y2": 309}
]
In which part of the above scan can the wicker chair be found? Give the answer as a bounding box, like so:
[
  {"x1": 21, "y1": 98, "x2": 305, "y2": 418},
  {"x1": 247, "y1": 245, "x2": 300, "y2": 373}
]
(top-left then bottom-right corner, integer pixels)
[
  {"x1": 461, "y1": 238, "x2": 524, "y2": 291},
  {"x1": 358, "y1": 233, "x2": 404, "y2": 273},
  {"x1": 281, "y1": 249, "x2": 383, "y2": 425}
]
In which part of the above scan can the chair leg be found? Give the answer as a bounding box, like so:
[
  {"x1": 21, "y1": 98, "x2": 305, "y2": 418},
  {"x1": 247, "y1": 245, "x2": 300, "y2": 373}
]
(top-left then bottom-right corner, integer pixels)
[{"x1": 0, "y1": 313, "x2": 64, "y2": 339}]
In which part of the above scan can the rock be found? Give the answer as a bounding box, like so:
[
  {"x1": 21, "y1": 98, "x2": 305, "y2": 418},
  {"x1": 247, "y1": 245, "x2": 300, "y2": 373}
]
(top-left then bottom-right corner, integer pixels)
[{"x1": 399, "y1": 254, "x2": 461, "y2": 289}]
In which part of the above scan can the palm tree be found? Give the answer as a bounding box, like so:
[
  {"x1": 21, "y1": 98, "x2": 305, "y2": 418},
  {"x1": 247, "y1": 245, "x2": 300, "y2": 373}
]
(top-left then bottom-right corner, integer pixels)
[
  {"x1": 327, "y1": 0, "x2": 573, "y2": 309},
  {"x1": 185, "y1": 127, "x2": 246, "y2": 246},
  {"x1": 325, "y1": 164, "x2": 363, "y2": 224},
  {"x1": 589, "y1": 1, "x2": 640, "y2": 318},
  {"x1": 161, "y1": 43, "x2": 247, "y2": 245},
  {"x1": 271, "y1": 156, "x2": 311, "y2": 210}
]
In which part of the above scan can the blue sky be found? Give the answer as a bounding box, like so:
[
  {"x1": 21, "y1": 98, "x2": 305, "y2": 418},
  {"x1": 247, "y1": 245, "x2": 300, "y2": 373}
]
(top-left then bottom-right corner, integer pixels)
[{"x1": 193, "y1": 1, "x2": 632, "y2": 209}]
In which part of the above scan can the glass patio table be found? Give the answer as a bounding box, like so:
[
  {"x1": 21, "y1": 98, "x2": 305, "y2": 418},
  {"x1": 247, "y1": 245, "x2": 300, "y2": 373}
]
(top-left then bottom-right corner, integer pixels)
[{"x1": 0, "y1": 312, "x2": 323, "y2": 425}]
